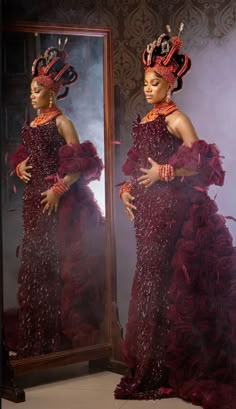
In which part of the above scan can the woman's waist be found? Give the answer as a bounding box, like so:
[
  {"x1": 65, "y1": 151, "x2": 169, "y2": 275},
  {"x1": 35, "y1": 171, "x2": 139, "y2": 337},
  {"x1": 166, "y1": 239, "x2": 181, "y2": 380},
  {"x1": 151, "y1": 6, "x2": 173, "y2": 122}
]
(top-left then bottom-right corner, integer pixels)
[
  {"x1": 131, "y1": 177, "x2": 178, "y2": 191},
  {"x1": 27, "y1": 165, "x2": 59, "y2": 180},
  {"x1": 125, "y1": 157, "x2": 175, "y2": 178},
  {"x1": 23, "y1": 171, "x2": 56, "y2": 195}
]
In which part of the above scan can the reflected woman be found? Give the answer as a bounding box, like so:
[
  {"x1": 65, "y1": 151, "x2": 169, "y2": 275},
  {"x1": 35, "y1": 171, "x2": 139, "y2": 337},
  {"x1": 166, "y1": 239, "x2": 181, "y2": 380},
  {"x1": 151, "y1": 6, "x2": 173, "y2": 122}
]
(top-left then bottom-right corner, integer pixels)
[
  {"x1": 10, "y1": 46, "x2": 105, "y2": 357},
  {"x1": 115, "y1": 28, "x2": 236, "y2": 409}
]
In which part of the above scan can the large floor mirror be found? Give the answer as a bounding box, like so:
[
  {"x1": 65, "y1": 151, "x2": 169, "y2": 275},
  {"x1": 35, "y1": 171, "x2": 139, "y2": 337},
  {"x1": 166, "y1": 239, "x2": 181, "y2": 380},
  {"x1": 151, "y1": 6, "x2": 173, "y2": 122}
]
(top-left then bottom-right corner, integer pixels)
[{"x1": 1, "y1": 21, "x2": 122, "y2": 401}]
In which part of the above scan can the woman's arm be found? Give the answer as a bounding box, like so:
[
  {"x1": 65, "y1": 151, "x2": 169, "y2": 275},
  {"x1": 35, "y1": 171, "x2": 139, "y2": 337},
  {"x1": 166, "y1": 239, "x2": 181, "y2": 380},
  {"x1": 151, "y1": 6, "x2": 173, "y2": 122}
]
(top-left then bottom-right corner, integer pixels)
[
  {"x1": 166, "y1": 110, "x2": 199, "y2": 147},
  {"x1": 56, "y1": 115, "x2": 80, "y2": 185},
  {"x1": 41, "y1": 115, "x2": 80, "y2": 215}
]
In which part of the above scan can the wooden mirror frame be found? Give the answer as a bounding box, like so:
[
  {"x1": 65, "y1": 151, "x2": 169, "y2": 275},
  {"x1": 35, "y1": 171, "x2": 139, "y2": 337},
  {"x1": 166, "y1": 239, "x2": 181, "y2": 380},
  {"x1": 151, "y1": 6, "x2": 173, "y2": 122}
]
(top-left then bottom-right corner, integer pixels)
[{"x1": 1, "y1": 21, "x2": 122, "y2": 399}]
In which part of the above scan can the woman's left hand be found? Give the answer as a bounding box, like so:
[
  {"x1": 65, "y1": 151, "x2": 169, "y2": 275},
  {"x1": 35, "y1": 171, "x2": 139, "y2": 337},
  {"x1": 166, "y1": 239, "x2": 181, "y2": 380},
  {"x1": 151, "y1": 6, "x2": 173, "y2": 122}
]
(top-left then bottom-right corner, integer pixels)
[
  {"x1": 138, "y1": 157, "x2": 160, "y2": 188},
  {"x1": 41, "y1": 189, "x2": 59, "y2": 215}
]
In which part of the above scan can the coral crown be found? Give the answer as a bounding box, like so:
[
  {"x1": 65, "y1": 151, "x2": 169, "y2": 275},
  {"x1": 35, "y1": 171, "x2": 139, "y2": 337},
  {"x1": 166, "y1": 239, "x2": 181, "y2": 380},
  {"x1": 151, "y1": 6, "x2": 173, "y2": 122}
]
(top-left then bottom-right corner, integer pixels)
[
  {"x1": 142, "y1": 24, "x2": 191, "y2": 91},
  {"x1": 31, "y1": 42, "x2": 79, "y2": 100}
]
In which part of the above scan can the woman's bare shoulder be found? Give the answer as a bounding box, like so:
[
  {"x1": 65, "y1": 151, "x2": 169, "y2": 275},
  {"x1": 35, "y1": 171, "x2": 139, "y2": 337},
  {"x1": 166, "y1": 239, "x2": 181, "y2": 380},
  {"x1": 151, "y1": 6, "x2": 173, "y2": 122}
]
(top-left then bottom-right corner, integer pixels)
[
  {"x1": 56, "y1": 113, "x2": 73, "y2": 126},
  {"x1": 166, "y1": 109, "x2": 199, "y2": 144},
  {"x1": 167, "y1": 109, "x2": 191, "y2": 124},
  {"x1": 56, "y1": 113, "x2": 79, "y2": 143}
]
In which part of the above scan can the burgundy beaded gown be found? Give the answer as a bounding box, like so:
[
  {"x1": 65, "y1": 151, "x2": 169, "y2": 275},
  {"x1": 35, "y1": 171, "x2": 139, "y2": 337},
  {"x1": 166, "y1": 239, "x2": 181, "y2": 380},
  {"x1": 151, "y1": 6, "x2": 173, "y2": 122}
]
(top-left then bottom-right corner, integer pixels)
[
  {"x1": 115, "y1": 114, "x2": 236, "y2": 409},
  {"x1": 10, "y1": 119, "x2": 105, "y2": 358}
]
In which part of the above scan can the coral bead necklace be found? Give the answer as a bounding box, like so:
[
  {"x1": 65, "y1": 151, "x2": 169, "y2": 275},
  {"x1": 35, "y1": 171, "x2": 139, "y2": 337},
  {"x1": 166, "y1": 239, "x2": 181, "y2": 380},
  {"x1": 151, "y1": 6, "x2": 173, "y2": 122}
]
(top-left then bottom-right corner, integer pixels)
[
  {"x1": 142, "y1": 100, "x2": 178, "y2": 123},
  {"x1": 31, "y1": 106, "x2": 62, "y2": 127}
]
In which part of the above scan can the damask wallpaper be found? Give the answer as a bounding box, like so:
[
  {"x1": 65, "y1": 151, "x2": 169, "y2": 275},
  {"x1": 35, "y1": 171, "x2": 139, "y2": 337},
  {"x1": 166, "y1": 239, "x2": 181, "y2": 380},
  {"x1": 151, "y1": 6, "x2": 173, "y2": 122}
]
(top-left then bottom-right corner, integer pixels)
[
  {"x1": 3, "y1": 0, "x2": 236, "y2": 327},
  {"x1": 3, "y1": 0, "x2": 236, "y2": 145}
]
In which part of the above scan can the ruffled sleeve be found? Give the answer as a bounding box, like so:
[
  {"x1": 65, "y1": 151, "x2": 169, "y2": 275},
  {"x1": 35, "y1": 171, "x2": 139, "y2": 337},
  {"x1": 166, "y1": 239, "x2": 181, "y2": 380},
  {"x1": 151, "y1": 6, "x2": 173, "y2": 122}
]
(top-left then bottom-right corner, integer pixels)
[
  {"x1": 122, "y1": 146, "x2": 139, "y2": 177},
  {"x1": 58, "y1": 141, "x2": 104, "y2": 184},
  {"x1": 169, "y1": 140, "x2": 225, "y2": 187},
  {"x1": 10, "y1": 144, "x2": 28, "y2": 169}
]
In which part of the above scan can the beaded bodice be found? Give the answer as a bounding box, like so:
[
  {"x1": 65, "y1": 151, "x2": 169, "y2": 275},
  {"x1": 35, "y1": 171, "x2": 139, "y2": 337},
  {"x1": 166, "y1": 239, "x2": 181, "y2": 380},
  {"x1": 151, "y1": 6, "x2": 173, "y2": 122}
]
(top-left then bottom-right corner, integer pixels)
[
  {"x1": 21, "y1": 119, "x2": 65, "y2": 183},
  {"x1": 133, "y1": 114, "x2": 181, "y2": 169},
  {"x1": 123, "y1": 114, "x2": 182, "y2": 182}
]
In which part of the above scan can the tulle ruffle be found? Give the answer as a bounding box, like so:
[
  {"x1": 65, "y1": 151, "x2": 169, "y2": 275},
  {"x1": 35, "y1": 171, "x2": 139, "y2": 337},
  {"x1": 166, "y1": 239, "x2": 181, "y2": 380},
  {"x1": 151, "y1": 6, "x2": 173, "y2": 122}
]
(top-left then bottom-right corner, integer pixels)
[
  {"x1": 122, "y1": 139, "x2": 225, "y2": 189},
  {"x1": 169, "y1": 139, "x2": 225, "y2": 187},
  {"x1": 10, "y1": 144, "x2": 28, "y2": 168},
  {"x1": 166, "y1": 185, "x2": 236, "y2": 408},
  {"x1": 58, "y1": 141, "x2": 104, "y2": 183},
  {"x1": 122, "y1": 146, "x2": 139, "y2": 177},
  {"x1": 58, "y1": 184, "x2": 106, "y2": 348}
]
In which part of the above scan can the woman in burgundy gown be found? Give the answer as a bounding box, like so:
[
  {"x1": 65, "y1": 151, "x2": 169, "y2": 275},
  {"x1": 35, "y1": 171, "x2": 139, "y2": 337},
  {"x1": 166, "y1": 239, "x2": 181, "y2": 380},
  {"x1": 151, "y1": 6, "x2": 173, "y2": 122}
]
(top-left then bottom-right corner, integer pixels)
[
  {"x1": 10, "y1": 46, "x2": 105, "y2": 357},
  {"x1": 115, "y1": 28, "x2": 236, "y2": 408}
]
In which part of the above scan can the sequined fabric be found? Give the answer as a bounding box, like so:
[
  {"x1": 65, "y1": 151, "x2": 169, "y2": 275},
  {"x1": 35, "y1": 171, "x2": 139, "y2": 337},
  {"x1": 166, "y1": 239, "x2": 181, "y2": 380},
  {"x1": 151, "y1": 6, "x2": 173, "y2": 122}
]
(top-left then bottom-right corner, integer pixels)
[
  {"x1": 115, "y1": 115, "x2": 236, "y2": 408},
  {"x1": 12, "y1": 119, "x2": 105, "y2": 358},
  {"x1": 17, "y1": 121, "x2": 64, "y2": 357},
  {"x1": 116, "y1": 115, "x2": 187, "y2": 398}
]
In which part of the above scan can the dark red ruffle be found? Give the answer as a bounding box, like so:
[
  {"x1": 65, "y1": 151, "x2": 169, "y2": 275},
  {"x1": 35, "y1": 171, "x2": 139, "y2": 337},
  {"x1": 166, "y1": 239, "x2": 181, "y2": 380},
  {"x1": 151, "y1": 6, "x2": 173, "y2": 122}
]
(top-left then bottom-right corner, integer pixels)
[
  {"x1": 166, "y1": 189, "x2": 236, "y2": 408},
  {"x1": 10, "y1": 144, "x2": 28, "y2": 168},
  {"x1": 122, "y1": 146, "x2": 139, "y2": 176},
  {"x1": 122, "y1": 139, "x2": 225, "y2": 188},
  {"x1": 58, "y1": 141, "x2": 104, "y2": 183},
  {"x1": 169, "y1": 139, "x2": 225, "y2": 187},
  {"x1": 58, "y1": 184, "x2": 106, "y2": 348}
]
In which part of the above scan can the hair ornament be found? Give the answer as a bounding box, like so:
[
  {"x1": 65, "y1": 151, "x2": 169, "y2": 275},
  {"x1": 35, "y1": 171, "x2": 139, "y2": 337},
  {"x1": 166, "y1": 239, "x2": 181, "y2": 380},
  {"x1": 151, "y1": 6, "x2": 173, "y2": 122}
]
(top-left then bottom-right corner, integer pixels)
[
  {"x1": 178, "y1": 22, "x2": 184, "y2": 37},
  {"x1": 166, "y1": 24, "x2": 172, "y2": 36},
  {"x1": 142, "y1": 22, "x2": 191, "y2": 93},
  {"x1": 31, "y1": 40, "x2": 78, "y2": 100}
]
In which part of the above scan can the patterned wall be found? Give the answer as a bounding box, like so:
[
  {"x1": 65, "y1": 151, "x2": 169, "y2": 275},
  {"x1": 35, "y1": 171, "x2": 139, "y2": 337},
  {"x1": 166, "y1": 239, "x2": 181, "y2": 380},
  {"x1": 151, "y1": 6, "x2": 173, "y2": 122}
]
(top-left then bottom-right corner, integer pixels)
[{"x1": 4, "y1": 0, "x2": 236, "y2": 148}]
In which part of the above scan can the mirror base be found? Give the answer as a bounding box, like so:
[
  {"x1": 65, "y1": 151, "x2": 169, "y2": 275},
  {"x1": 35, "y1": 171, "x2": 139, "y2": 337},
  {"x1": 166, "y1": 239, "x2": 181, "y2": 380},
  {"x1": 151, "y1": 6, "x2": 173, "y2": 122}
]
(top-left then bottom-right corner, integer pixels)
[{"x1": 1, "y1": 385, "x2": 25, "y2": 403}]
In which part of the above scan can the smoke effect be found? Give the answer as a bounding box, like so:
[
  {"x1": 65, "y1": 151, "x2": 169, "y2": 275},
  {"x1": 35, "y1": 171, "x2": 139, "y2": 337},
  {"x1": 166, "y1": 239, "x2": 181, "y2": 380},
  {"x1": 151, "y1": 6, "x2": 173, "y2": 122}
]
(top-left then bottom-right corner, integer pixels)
[
  {"x1": 174, "y1": 29, "x2": 236, "y2": 242},
  {"x1": 42, "y1": 34, "x2": 105, "y2": 214},
  {"x1": 68, "y1": 60, "x2": 105, "y2": 215}
]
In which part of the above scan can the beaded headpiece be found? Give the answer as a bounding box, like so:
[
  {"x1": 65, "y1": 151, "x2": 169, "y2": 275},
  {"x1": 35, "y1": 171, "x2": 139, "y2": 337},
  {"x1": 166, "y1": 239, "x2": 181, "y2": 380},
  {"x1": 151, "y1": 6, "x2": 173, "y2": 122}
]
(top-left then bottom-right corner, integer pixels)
[
  {"x1": 142, "y1": 23, "x2": 191, "y2": 92},
  {"x1": 32, "y1": 38, "x2": 79, "y2": 100}
]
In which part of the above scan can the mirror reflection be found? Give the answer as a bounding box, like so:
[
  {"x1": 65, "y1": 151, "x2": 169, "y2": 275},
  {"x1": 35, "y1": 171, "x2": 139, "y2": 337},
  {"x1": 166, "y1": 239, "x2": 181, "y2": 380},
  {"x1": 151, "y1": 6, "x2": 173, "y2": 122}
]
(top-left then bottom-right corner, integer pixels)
[{"x1": 2, "y1": 31, "x2": 107, "y2": 359}]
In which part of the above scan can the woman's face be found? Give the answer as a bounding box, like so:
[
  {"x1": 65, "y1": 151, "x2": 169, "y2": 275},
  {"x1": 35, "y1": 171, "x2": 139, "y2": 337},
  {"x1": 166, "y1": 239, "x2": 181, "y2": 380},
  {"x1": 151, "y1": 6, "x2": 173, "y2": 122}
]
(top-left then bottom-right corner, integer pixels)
[
  {"x1": 30, "y1": 80, "x2": 52, "y2": 110},
  {"x1": 144, "y1": 71, "x2": 170, "y2": 105}
]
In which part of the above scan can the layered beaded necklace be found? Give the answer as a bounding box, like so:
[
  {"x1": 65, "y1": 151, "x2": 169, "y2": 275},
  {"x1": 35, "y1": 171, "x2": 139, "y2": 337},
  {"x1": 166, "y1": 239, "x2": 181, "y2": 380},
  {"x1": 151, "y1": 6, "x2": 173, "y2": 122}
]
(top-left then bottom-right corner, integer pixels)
[
  {"x1": 31, "y1": 106, "x2": 62, "y2": 127},
  {"x1": 142, "y1": 100, "x2": 178, "y2": 123}
]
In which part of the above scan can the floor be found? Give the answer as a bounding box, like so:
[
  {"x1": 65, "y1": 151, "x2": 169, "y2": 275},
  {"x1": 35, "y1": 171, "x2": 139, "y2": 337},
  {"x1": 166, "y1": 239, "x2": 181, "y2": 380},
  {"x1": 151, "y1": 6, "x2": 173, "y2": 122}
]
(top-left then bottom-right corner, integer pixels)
[{"x1": 2, "y1": 370, "x2": 198, "y2": 409}]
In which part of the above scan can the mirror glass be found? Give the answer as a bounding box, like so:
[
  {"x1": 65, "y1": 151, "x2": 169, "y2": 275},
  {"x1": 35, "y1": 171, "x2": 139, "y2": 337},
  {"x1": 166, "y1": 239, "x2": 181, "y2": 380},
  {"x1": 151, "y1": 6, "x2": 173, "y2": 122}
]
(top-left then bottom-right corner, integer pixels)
[{"x1": 2, "y1": 27, "x2": 108, "y2": 359}]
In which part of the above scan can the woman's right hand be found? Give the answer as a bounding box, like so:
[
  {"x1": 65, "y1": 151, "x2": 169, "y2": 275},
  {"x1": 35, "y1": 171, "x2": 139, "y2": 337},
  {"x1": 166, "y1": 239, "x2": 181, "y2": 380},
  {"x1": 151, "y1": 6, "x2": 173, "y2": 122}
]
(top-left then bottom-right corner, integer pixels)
[
  {"x1": 121, "y1": 192, "x2": 137, "y2": 221},
  {"x1": 17, "y1": 157, "x2": 32, "y2": 183}
]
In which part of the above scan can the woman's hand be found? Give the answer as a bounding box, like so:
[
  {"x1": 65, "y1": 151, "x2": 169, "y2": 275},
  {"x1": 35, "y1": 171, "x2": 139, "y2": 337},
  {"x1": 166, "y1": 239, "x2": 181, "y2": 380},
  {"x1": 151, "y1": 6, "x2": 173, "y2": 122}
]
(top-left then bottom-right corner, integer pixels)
[
  {"x1": 18, "y1": 157, "x2": 32, "y2": 183},
  {"x1": 138, "y1": 157, "x2": 160, "y2": 188},
  {"x1": 41, "y1": 189, "x2": 59, "y2": 215},
  {"x1": 121, "y1": 192, "x2": 137, "y2": 221}
]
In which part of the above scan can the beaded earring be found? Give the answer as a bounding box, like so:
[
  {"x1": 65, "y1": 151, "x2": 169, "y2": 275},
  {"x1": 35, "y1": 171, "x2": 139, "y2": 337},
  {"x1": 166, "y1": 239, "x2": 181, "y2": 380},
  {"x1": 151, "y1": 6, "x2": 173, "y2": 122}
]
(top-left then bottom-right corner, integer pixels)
[
  {"x1": 49, "y1": 95, "x2": 53, "y2": 108},
  {"x1": 166, "y1": 89, "x2": 172, "y2": 103}
]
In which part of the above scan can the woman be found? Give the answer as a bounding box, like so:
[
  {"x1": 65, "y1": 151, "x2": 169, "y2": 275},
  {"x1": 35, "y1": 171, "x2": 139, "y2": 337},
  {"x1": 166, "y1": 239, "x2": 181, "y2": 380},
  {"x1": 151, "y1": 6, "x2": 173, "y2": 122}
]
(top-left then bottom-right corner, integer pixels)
[
  {"x1": 10, "y1": 46, "x2": 105, "y2": 357},
  {"x1": 115, "y1": 28, "x2": 236, "y2": 409}
]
